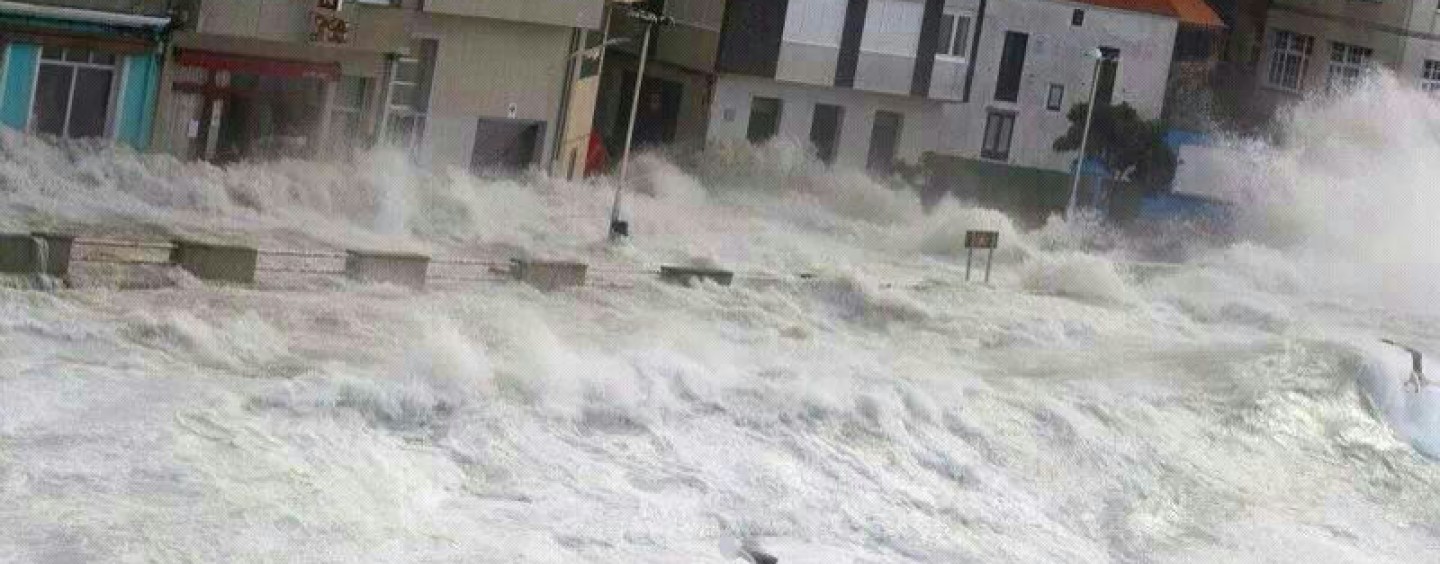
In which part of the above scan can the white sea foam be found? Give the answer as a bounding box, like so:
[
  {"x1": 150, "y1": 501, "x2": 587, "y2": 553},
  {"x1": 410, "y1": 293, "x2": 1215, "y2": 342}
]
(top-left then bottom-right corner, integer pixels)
[{"x1": 3, "y1": 76, "x2": 1440, "y2": 562}]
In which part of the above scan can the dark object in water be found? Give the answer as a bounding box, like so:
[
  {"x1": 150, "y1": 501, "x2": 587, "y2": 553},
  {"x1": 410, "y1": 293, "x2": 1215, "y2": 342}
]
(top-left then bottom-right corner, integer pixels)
[
  {"x1": 745, "y1": 550, "x2": 778, "y2": 564},
  {"x1": 1381, "y1": 339, "x2": 1430, "y2": 393},
  {"x1": 609, "y1": 219, "x2": 630, "y2": 239}
]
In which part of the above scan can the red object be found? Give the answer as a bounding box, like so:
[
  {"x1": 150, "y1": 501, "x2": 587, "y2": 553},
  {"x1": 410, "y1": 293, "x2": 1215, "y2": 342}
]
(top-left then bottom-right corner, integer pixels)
[
  {"x1": 1065, "y1": 1, "x2": 1224, "y2": 30},
  {"x1": 584, "y1": 130, "x2": 609, "y2": 177},
  {"x1": 1166, "y1": 0, "x2": 1225, "y2": 29},
  {"x1": 176, "y1": 50, "x2": 341, "y2": 81}
]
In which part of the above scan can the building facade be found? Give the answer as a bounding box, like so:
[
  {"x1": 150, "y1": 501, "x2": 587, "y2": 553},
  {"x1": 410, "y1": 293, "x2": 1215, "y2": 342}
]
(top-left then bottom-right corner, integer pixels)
[
  {"x1": 149, "y1": 0, "x2": 603, "y2": 173},
  {"x1": 1260, "y1": 1, "x2": 1440, "y2": 95},
  {"x1": 153, "y1": 0, "x2": 411, "y2": 163},
  {"x1": 704, "y1": 0, "x2": 967, "y2": 172},
  {"x1": 586, "y1": 0, "x2": 727, "y2": 174},
  {"x1": 939, "y1": 0, "x2": 1180, "y2": 173},
  {"x1": 412, "y1": 0, "x2": 604, "y2": 173},
  {"x1": 0, "y1": 1, "x2": 172, "y2": 149}
]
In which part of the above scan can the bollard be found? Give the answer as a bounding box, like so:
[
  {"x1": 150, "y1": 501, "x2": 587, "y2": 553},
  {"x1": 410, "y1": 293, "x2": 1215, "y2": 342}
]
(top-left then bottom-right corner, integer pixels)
[
  {"x1": 171, "y1": 240, "x2": 259, "y2": 283},
  {"x1": 511, "y1": 259, "x2": 588, "y2": 291},
  {"x1": 345, "y1": 250, "x2": 430, "y2": 290},
  {"x1": 659, "y1": 266, "x2": 735, "y2": 287}
]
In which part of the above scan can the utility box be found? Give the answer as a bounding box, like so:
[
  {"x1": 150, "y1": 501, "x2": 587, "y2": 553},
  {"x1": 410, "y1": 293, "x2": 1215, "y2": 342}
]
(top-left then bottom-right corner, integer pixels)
[
  {"x1": 511, "y1": 259, "x2": 587, "y2": 291},
  {"x1": 346, "y1": 250, "x2": 430, "y2": 290},
  {"x1": 171, "y1": 240, "x2": 259, "y2": 283},
  {"x1": 1, "y1": 233, "x2": 73, "y2": 280},
  {"x1": 659, "y1": 266, "x2": 735, "y2": 287}
]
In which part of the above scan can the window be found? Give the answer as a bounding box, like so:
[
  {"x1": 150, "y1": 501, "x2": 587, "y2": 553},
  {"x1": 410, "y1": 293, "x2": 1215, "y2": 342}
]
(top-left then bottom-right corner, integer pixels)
[
  {"x1": 981, "y1": 111, "x2": 1015, "y2": 161},
  {"x1": 866, "y1": 110, "x2": 903, "y2": 173},
  {"x1": 994, "y1": 31, "x2": 1029, "y2": 102},
  {"x1": 1096, "y1": 47, "x2": 1120, "y2": 105},
  {"x1": 1423, "y1": 60, "x2": 1440, "y2": 92},
  {"x1": 937, "y1": 11, "x2": 973, "y2": 59},
  {"x1": 1327, "y1": 42, "x2": 1372, "y2": 91},
  {"x1": 747, "y1": 96, "x2": 782, "y2": 143},
  {"x1": 860, "y1": 0, "x2": 924, "y2": 56},
  {"x1": 1046, "y1": 84, "x2": 1065, "y2": 111},
  {"x1": 809, "y1": 103, "x2": 844, "y2": 164},
  {"x1": 33, "y1": 47, "x2": 117, "y2": 139},
  {"x1": 386, "y1": 39, "x2": 436, "y2": 148},
  {"x1": 1266, "y1": 30, "x2": 1314, "y2": 91},
  {"x1": 783, "y1": 0, "x2": 847, "y2": 46},
  {"x1": 1072, "y1": 9, "x2": 1085, "y2": 27}
]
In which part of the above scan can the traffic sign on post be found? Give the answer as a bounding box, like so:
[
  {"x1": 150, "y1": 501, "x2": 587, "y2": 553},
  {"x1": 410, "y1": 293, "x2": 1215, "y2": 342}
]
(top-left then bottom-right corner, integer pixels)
[{"x1": 964, "y1": 230, "x2": 999, "y2": 283}]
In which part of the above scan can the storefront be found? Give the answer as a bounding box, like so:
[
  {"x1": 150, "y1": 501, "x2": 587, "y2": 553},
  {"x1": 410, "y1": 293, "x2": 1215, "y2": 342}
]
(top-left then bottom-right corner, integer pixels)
[
  {"x1": 0, "y1": 2, "x2": 169, "y2": 149},
  {"x1": 167, "y1": 49, "x2": 342, "y2": 163}
]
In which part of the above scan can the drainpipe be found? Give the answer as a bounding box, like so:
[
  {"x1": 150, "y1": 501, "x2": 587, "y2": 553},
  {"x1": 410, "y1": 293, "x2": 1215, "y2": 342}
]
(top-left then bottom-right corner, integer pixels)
[
  {"x1": 961, "y1": 0, "x2": 987, "y2": 103},
  {"x1": 552, "y1": 26, "x2": 583, "y2": 174}
]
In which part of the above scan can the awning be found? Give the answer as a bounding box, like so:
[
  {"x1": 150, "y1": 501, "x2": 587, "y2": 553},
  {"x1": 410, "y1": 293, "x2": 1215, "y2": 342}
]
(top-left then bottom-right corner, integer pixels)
[
  {"x1": 1168, "y1": 0, "x2": 1225, "y2": 29},
  {"x1": 176, "y1": 50, "x2": 342, "y2": 81},
  {"x1": 0, "y1": 1, "x2": 170, "y2": 29}
]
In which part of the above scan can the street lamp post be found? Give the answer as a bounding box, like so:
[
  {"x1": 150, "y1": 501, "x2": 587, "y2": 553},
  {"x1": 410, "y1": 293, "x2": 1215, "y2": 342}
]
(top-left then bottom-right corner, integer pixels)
[
  {"x1": 1067, "y1": 48, "x2": 1116, "y2": 220},
  {"x1": 608, "y1": 6, "x2": 673, "y2": 242}
]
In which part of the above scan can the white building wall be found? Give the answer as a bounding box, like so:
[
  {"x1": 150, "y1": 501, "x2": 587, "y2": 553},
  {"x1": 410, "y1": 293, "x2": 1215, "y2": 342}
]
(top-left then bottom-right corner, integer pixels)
[
  {"x1": 940, "y1": 0, "x2": 1177, "y2": 173},
  {"x1": 415, "y1": 13, "x2": 575, "y2": 171},
  {"x1": 708, "y1": 74, "x2": 942, "y2": 169}
]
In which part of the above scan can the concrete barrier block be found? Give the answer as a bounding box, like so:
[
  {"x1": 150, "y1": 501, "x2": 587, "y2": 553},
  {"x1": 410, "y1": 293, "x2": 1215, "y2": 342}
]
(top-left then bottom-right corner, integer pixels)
[
  {"x1": 660, "y1": 266, "x2": 735, "y2": 287},
  {"x1": 1, "y1": 233, "x2": 73, "y2": 280},
  {"x1": 511, "y1": 259, "x2": 587, "y2": 291},
  {"x1": 346, "y1": 251, "x2": 430, "y2": 289},
  {"x1": 31, "y1": 232, "x2": 74, "y2": 279},
  {"x1": 171, "y1": 240, "x2": 258, "y2": 283},
  {"x1": 0, "y1": 234, "x2": 43, "y2": 275}
]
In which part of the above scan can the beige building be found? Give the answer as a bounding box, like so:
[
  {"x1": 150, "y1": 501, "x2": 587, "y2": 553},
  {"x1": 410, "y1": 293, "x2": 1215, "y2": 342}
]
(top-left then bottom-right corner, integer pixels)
[
  {"x1": 152, "y1": 0, "x2": 603, "y2": 173},
  {"x1": 1261, "y1": 1, "x2": 1440, "y2": 95}
]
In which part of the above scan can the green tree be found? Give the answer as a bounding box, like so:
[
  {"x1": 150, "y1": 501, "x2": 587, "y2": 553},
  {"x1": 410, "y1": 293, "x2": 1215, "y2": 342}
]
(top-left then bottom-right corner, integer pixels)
[{"x1": 1053, "y1": 102, "x2": 1176, "y2": 194}]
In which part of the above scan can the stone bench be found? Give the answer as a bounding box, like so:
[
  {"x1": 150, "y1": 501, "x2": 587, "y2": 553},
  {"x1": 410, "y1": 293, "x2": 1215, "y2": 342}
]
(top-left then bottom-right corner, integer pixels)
[
  {"x1": 171, "y1": 240, "x2": 259, "y2": 283},
  {"x1": 659, "y1": 266, "x2": 735, "y2": 287},
  {"x1": 0, "y1": 232, "x2": 74, "y2": 280},
  {"x1": 511, "y1": 259, "x2": 588, "y2": 291},
  {"x1": 345, "y1": 250, "x2": 430, "y2": 290}
]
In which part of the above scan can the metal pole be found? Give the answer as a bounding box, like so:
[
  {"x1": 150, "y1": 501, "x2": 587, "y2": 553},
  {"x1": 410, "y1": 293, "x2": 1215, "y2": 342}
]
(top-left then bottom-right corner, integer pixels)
[
  {"x1": 1067, "y1": 56, "x2": 1103, "y2": 220},
  {"x1": 984, "y1": 248, "x2": 994, "y2": 284},
  {"x1": 609, "y1": 21, "x2": 651, "y2": 241},
  {"x1": 965, "y1": 248, "x2": 974, "y2": 282}
]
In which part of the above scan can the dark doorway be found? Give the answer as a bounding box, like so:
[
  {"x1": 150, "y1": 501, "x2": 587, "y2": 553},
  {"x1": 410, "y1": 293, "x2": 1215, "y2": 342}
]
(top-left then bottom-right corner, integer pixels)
[
  {"x1": 994, "y1": 31, "x2": 1029, "y2": 102},
  {"x1": 1096, "y1": 47, "x2": 1120, "y2": 106},
  {"x1": 866, "y1": 110, "x2": 903, "y2": 173},
  {"x1": 809, "y1": 103, "x2": 844, "y2": 164},
  {"x1": 747, "y1": 96, "x2": 782, "y2": 143},
  {"x1": 611, "y1": 72, "x2": 682, "y2": 154},
  {"x1": 472, "y1": 119, "x2": 543, "y2": 174}
]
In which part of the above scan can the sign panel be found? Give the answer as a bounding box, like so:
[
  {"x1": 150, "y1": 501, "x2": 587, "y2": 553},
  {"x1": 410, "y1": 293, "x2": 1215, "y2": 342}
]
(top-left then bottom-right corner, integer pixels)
[
  {"x1": 964, "y1": 230, "x2": 999, "y2": 250},
  {"x1": 317, "y1": 0, "x2": 344, "y2": 11},
  {"x1": 311, "y1": 12, "x2": 353, "y2": 44}
]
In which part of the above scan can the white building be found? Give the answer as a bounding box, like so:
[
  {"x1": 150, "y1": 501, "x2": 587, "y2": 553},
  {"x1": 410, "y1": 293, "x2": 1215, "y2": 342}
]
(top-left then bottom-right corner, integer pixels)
[
  {"x1": 704, "y1": 0, "x2": 973, "y2": 172},
  {"x1": 1260, "y1": 1, "x2": 1440, "y2": 96},
  {"x1": 939, "y1": 0, "x2": 1181, "y2": 173}
]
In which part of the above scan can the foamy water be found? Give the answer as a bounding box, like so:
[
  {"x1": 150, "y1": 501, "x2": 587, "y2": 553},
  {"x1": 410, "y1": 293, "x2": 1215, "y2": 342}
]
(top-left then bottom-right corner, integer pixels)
[{"x1": 2, "y1": 79, "x2": 1439, "y2": 562}]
